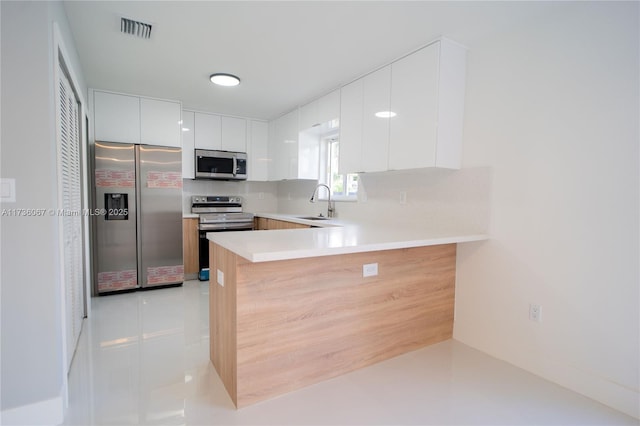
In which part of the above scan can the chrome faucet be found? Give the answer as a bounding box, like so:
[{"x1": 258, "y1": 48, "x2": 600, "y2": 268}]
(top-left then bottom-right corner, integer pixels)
[{"x1": 310, "y1": 183, "x2": 335, "y2": 218}]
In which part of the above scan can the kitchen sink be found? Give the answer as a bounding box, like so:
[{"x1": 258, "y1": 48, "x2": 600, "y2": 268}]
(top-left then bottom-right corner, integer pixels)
[{"x1": 297, "y1": 216, "x2": 329, "y2": 221}]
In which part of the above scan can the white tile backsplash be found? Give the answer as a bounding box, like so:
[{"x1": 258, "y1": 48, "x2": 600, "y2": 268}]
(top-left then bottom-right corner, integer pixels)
[
  {"x1": 183, "y1": 168, "x2": 491, "y2": 233},
  {"x1": 182, "y1": 179, "x2": 278, "y2": 215},
  {"x1": 275, "y1": 167, "x2": 492, "y2": 232}
]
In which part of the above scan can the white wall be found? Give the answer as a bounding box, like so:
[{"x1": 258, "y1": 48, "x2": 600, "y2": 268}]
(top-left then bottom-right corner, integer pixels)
[
  {"x1": 454, "y1": 2, "x2": 639, "y2": 418},
  {"x1": 0, "y1": 1, "x2": 87, "y2": 424}
]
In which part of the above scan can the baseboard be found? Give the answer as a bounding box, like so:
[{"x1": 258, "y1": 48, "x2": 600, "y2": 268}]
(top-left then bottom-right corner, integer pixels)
[
  {"x1": 1, "y1": 392, "x2": 64, "y2": 425},
  {"x1": 452, "y1": 338, "x2": 639, "y2": 419}
]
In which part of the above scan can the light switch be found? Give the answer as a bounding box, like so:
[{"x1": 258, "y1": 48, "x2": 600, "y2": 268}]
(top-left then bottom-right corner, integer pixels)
[
  {"x1": 0, "y1": 178, "x2": 16, "y2": 203},
  {"x1": 217, "y1": 269, "x2": 224, "y2": 287}
]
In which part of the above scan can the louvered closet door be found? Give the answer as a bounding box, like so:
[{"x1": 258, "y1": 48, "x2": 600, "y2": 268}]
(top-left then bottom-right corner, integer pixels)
[{"x1": 57, "y1": 67, "x2": 84, "y2": 370}]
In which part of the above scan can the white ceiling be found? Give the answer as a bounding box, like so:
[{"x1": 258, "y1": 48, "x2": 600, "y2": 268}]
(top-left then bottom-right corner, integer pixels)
[{"x1": 63, "y1": 1, "x2": 562, "y2": 121}]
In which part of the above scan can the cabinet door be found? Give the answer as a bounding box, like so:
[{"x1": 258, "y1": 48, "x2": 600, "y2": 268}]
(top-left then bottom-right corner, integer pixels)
[
  {"x1": 248, "y1": 120, "x2": 269, "y2": 181},
  {"x1": 268, "y1": 120, "x2": 283, "y2": 181},
  {"x1": 361, "y1": 65, "x2": 391, "y2": 172},
  {"x1": 339, "y1": 79, "x2": 363, "y2": 174},
  {"x1": 94, "y1": 91, "x2": 140, "y2": 143},
  {"x1": 433, "y1": 38, "x2": 466, "y2": 169},
  {"x1": 182, "y1": 218, "x2": 199, "y2": 275},
  {"x1": 269, "y1": 109, "x2": 299, "y2": 180},
  {"x1": 281, "y1": 109, "x2": 300, "y2": 179},
  {"x1": 299, "y1": 99, "x2": 319, "y2": 131},
  {"x1": 388, "y1": 42, "x2": 439, "y2": 170},
  {"x1": 181, "y1": 111, "x2": 195, "y2": 178},
  {"x1": 317, "y1": 89, "x2": 340, "y2": 125},
  {"x1": 194, "y1": 112, "x2": 222, "y2": 150},
  {"x1": 221, "y1": 116, "x2": 247, "y2": 152},
  {"x1": 140, "y1": 98, "x2": 181, "y2": 147}
]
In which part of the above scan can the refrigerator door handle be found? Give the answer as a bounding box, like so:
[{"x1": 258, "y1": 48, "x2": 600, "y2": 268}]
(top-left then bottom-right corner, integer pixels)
[{"x1": 135, "y1": 145, "x2": 143, "y2": 287}]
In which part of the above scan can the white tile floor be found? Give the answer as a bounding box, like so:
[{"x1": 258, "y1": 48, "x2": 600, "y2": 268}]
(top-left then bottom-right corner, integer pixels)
[{"x1": 64, "y1": 281, "x2": 637, "y2": 426}]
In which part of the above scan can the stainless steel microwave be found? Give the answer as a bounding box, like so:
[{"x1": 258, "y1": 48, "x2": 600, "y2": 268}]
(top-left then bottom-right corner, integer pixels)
[{"x1": 195, "y1": 149, "x2": 247, "y2": 180}]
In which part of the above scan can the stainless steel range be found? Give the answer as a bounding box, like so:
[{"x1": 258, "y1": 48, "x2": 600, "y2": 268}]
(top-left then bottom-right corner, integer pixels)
[{"x1": 192, "y1": 195, "x2": 254, "y2": 280}]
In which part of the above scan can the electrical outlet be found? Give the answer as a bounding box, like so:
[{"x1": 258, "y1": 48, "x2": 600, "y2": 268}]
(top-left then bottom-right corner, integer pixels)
[
  {"x1": 529, "y1": 304, "x2": 542, "y2": 322},
  {"x1": 400, "y1": 191, "x2": 407, "y2": 205},
  {"x1": 363, "y1": 263, "x2": 378, "y2": 277}
]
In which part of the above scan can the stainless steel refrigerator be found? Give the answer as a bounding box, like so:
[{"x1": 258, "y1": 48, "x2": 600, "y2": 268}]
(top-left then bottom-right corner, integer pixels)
[{"x1": 93, "y1": 141, "x2": 183, "y2": 294}]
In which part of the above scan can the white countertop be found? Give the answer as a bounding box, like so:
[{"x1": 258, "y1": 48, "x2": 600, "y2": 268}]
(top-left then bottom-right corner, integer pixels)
[
  {"x1": 183, "y1": 213, "x2": 199, "y2": 219},
  {"x1": 208, "y1": 213, "x2": 487, "y2": 263}
]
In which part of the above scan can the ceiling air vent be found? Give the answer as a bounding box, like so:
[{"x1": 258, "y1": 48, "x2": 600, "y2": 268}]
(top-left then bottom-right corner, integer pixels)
[{"x1": 120, "y1": 17, "x2": 152, "y2": 39}]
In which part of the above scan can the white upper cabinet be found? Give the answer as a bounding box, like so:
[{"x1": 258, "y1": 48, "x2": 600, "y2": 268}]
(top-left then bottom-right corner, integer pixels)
[
  {"x1": 248, "y1": 120, "x2": 269, "y2": 181},
  {"x1": 299, "y1": 99, "x2": 319, "y2": 132},
  {"x1": 362, "y1": 65, "x2": 392, "y2": 172},
  {"x1": 140, "y1": 98, "x2": 181, "y2": 147},
  {"x1": 194, "y1": 112, "x2": 247, "y2": 152},
  {"x1": 93, "y1": 91, "x2": 140, "y2": 144},
  {"x1": 299, "y1": 89, "x2": 340, "y2": 132},
  {"x1": 388, "y1": 38, "x2": 466, "y2": 170},
  {"x1": 269, "y1": 109, "x2": 299, "y2": 181},
  {"x1": 93, "y1": 90, "x2": 181, "y2": 147},
  {"x1": 338, "y1": 66, "x2": 391, "y2": 173},
  {"x1": 221, "y1": 116, "x2": 247, "y2": 152},
  {"x1": 194, "y1": 112, "x2": 222, "y2": 150},
  {"x1": 339, "y1": 38, "x2": 466, "y2": 174},
  {"x1": 268, "y1": 108, "x2": 317, "y2": 181},
  {"x1": 317, "y1": 89, "x2": 340, "y2": 125},
  {"x1": 181, "y1": 110, "x2": 195, "y2": 179},
  {"x1": 338, "y1": 79, "x2": 363, "y2": 175}
]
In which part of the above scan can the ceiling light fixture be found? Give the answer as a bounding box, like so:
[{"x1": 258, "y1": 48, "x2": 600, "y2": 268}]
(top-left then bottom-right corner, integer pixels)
[
  {"x1": 375, "y1": 111, "x2": 397, "y2": 118},
  {"x1": 209, "y1": 73, "x2": 241, "y2": 87}
]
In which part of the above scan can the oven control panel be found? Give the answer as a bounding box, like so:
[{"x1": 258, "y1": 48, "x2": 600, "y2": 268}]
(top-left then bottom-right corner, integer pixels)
[{"x1": 191, "y1": 195, "x2": 242, "y2": 205}]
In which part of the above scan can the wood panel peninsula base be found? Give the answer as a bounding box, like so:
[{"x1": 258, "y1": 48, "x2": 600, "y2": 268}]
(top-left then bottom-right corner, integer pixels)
[{"x1": 209, "y1": 241, "x2": 456, "y2": 408}]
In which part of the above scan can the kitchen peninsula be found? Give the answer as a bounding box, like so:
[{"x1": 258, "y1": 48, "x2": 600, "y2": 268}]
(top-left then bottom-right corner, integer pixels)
[{"x1": 208, "y1": 215, "x2": 486, "y2": 408}]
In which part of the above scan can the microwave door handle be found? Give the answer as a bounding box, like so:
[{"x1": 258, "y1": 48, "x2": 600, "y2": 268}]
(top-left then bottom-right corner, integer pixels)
[{"x1": 232, "y1": 155, "x2": 237, "y2": 177}]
